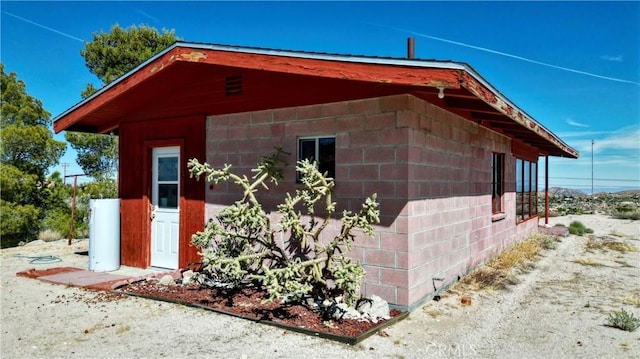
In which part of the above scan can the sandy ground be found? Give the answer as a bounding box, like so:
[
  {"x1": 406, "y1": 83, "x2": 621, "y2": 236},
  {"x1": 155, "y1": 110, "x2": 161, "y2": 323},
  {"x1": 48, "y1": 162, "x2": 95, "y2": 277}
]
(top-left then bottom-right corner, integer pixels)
[{"x1": 1, "y1": 214, "x2": 639, "y2": 358}]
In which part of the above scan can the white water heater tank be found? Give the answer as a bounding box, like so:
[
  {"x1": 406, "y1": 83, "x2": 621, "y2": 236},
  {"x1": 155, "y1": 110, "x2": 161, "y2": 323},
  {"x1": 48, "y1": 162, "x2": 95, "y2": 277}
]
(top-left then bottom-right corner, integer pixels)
[{"x1": 89, "y1": 198, "x2": 121, "y2": 272}]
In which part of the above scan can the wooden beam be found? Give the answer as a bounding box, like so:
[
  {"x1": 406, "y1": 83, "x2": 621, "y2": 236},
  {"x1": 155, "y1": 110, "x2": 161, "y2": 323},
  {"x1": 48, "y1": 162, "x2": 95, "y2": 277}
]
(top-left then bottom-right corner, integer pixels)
[{"x1": 459, "y1": 71, "x2": 578, "y2": 158}]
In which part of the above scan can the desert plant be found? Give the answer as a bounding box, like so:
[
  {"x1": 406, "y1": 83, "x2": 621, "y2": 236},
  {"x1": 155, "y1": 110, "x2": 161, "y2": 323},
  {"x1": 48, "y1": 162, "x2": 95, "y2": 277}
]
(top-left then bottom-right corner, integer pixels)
[
  {"x1": 620, "y1": 294, "x2": 640, "y2": 307},
  {"x1": 188, "y1": 148, "x2": 379, "y2": 307},
  {"x1": 457, "y1": 232, "x2": 555, "y2": 290},
  {"x1": 488, "y1": 233, "x2": 550, "y2": 270},
  {"x1": 539, "y1": 235, "x2": 559, "y2": 250},
  {"x1": 610, "y1": 202, "x2": 640, "y2": 220},
  {"x1": 585, "y1": 236, "x2": 638, "y2": 253},
  {"x1": 607, "y1": 308, "x2": 640, "y2": 332},
  {"x1": 568, "y1": 221, "x2": 593, "y2": 236},
  {"x1": 38, "y1": 229, "x2": 62, "y2": 242}
]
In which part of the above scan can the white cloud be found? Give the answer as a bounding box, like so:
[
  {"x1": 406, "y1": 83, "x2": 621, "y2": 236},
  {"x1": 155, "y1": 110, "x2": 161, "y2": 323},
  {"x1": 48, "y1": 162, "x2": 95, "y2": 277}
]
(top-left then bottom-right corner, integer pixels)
[
  {"x1": 565, "y1": 118, "x2": 590, "y2": 128},
  {"x1": 601, "y1": 54, "x2": 624, "y2": 62},
  {"x1": 571, "y1": 126, "x2": 640, "y2": 154},
  {"x1": 556, "y1": 130, "x2": 610, "y2": 139}
]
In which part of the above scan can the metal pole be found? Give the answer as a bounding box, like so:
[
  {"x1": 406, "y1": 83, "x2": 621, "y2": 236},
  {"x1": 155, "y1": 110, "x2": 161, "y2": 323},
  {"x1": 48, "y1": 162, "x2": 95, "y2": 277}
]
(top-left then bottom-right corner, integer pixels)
[
  {"x1": 62, "y1": 163, "x2": 69, "y2": 184},
  {"x1": 65, "y1": 174, "x2": 86, "y2": 245},
  {"x1": 68, "y1": 175, "x2": 78, "y2": 245},
  {"x1": 591, "y1": 139, "x2": 594, "y2": 195},
  {"x1": 545, "y1": 155, "x2": 549, "y2": 225},
  {"x1": 407, "y1": 37, "x2": 415, "y2": 59}
]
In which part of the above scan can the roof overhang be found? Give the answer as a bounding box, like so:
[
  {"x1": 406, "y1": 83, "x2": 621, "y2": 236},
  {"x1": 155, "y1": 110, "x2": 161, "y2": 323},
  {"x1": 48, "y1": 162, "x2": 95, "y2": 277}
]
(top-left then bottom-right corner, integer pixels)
[{"x1": 53, "y1": 42, "x2": 578, "y2": 159}]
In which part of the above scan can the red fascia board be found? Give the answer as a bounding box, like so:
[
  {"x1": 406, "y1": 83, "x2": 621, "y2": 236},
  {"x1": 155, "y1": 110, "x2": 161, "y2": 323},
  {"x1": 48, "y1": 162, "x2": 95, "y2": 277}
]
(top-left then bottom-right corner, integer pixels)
[
  {"x1": 187, "y1": 48, "x2": 462, "y2": 89},
  {"x1": 53, "y1": 47, "x2": 185, "y2": 133}
]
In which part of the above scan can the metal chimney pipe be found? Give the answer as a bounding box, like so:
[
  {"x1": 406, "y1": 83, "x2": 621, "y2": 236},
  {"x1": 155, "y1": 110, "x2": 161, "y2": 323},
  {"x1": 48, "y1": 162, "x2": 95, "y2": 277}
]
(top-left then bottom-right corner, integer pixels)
[{"x1": 407, "y1": 37, "x2": 415, "y2": 59}]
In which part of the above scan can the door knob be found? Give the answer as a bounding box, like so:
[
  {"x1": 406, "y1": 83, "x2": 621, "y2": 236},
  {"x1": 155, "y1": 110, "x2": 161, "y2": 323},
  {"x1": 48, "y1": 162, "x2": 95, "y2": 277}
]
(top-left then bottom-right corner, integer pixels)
[{"x1": 150, "y1": 204, "x2": 157, "y2": 220}]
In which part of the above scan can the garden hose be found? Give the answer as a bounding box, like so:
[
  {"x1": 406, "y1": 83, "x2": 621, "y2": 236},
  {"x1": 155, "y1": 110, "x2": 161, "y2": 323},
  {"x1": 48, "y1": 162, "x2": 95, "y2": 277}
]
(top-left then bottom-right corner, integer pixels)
[{"x1": 14, "y1": 254, "x2": 62, "y2": 264}]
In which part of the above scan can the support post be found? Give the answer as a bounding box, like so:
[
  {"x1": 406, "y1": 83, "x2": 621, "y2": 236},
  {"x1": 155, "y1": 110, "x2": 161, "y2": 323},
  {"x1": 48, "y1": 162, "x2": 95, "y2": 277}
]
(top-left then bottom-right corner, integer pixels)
[{"x1": 544, "y1": 155, "x2": 549, "y2": 225}]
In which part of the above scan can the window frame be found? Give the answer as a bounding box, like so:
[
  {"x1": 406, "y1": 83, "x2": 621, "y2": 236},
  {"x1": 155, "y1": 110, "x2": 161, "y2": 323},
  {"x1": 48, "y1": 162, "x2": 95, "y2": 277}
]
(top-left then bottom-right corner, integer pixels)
[
  {"x1": 297, "y1": 136, "x2": 336, "y2": 182},
  {"x1": 516, "y1": 157, "x2": 538, "y2": 223},
  {"x1": 491, "y1": 152, "x2": 505, "y2": 215}
]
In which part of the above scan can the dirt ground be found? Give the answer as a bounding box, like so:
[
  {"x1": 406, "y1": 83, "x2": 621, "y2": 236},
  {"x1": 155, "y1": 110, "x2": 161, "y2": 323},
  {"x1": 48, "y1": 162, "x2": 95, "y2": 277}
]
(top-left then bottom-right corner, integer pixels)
[{"x1": 1, "y1": 214, "x2": 639, "y2": 358}]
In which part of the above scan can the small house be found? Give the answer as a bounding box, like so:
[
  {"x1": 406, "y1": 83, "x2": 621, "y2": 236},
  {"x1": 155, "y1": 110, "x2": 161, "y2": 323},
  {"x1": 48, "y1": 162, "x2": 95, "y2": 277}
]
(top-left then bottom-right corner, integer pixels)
[{"x1": 54, "y1": 42, "x2": 578, "y2": 310}]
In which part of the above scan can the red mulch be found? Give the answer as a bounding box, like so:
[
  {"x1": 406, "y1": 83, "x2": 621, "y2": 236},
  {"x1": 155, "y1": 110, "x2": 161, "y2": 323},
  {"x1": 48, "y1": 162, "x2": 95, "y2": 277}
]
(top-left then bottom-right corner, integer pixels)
[{"x1": 119, "y1": 281, "x2": 404, "y2": 340}]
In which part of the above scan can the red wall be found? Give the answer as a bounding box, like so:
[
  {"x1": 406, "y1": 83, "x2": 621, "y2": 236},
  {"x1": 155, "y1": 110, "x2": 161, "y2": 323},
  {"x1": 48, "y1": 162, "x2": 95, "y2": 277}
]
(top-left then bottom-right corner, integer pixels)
[{"x1": 118, "y1": 115, "x2": 205, "y2": 268}]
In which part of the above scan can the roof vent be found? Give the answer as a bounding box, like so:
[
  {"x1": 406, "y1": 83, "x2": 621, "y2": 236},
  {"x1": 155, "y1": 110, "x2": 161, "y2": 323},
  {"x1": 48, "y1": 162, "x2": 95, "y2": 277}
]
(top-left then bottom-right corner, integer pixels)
[{"x1": 225, "y1": 75, "x2": 243, "y2": 96}]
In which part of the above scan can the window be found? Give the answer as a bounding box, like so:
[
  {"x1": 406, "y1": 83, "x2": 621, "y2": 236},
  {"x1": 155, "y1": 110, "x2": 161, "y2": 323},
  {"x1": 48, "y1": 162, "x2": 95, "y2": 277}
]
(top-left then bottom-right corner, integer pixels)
[
  {"x1": 516, "y1": 158, "x2": 538, "y2": 222},
  {"x1": 298, "y1": 137, "x2": 335, "y2": 181},
  {"x1": 491, "y1": 153, "x2": 505, "y2": 214}
]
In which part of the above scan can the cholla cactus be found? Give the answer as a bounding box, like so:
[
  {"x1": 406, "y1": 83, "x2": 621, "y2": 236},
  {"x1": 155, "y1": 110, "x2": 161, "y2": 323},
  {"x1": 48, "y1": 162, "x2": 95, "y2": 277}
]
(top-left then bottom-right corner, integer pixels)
[{"x1": 188, "y1": 148, "x2": 379, "y2": 306}]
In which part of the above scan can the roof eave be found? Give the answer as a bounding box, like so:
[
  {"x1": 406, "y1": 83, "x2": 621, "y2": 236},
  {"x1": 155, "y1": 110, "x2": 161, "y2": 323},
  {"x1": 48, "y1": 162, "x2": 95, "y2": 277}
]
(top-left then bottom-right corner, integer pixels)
[{"x1": 53, "y1": 41, "x2": 579, "y2": 159}]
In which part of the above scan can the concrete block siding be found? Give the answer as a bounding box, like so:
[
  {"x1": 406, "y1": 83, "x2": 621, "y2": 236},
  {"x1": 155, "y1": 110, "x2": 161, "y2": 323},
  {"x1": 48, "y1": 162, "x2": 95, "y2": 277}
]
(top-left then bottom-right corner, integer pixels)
[{"x1": 205, "y1": 94, "x2": 539, "y2": 310}]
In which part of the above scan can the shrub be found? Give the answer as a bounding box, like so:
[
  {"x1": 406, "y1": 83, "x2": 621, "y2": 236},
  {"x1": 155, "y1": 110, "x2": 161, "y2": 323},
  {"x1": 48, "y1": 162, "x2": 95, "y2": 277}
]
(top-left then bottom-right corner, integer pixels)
[
  {"x1": 585, "y1": 236, "x2": 638, "y2": 253},
  {"x1": 539, "y1": 235, "x2": 559, "y2": 250},
  {"x1": 188, "y1": 149, "x2": 379, "y2": 307},
  {"x1": 459, "y1": 233, "x2": 554, "y2": 290},
  {"x1": 608, "y1": 308, "x2": 640, "y2": 332},
  {"x1": 568, "y1": 221, "x2": 593, "y2": 236},
  {"x1": 0, "y1": 200, "x2": 40, "y2": 248},
  {"x1": 611, "y1": 210, "x2": 640, "y2": 220},
  {"x1": 608, "y1": 201, "x2": 640, "y2": 220},
  {"x1": 38, "y1": 229, "x2": 62, "y2": 242}
]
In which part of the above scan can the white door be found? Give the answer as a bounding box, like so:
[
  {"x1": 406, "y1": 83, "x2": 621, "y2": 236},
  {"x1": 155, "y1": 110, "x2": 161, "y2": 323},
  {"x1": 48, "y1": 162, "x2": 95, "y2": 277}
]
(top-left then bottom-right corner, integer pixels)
[{"x1": 150, "y1": 146, "x2": 180, "y2": 269}]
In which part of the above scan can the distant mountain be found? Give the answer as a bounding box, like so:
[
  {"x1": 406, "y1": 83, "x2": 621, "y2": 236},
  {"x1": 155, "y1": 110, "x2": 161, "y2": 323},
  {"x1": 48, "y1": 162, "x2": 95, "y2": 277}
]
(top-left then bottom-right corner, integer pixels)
[
  {"x1": 611, "y1": 190, "x2": 640, "y2": 196},
  {"x1": 547, "y1": 187, "x2": 587, "y2": 197},
  {"x1": 543, "y1": 187, "x2": 639, "y2": 197}
]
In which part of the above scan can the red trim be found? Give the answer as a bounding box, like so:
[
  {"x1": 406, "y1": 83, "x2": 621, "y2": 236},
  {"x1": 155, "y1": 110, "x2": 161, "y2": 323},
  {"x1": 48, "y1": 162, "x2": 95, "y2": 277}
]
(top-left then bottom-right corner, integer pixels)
[
  {"x1": 188, "y1": 49, "x2": 461, "y2": 88},
  {"x1": 119, "y1": 116, "x2": 205, "y2": 269}
]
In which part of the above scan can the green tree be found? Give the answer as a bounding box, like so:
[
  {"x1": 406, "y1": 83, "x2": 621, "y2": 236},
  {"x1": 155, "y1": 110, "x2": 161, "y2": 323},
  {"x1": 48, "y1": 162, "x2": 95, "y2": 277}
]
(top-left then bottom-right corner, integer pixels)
[
  {"x1": 1, "y1": 64, "x2": 66, "y2": 247},
  {"x1": 66, "y1": 132, "x2": 118, "y2": 180},
  {"x1": 80, "y1": 24, "x2": 178, "y2": 84},
  {"x1": 65, "y1": 24, "x2": 178, "y2": 181}
]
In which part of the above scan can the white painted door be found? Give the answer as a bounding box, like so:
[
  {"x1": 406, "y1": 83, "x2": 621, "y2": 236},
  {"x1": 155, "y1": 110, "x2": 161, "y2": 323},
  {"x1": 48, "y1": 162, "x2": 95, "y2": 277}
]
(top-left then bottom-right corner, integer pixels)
[{"x1": 150, "y1": 146, "x2": 180, "y2": 269}]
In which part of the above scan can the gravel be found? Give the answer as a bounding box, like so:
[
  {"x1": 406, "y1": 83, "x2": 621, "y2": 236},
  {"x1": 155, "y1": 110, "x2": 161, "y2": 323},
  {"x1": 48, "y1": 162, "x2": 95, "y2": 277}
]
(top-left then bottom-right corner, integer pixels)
[{"x1": 2, "y1": 214, "x2": 639, "y2": 358}]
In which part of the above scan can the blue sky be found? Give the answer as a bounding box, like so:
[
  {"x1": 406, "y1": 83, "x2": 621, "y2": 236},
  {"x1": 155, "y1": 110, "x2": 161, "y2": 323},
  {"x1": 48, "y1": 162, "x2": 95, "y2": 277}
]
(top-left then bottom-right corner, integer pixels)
[{"x1": 1, "y1": 1, "x2": 639, "y2": 193}]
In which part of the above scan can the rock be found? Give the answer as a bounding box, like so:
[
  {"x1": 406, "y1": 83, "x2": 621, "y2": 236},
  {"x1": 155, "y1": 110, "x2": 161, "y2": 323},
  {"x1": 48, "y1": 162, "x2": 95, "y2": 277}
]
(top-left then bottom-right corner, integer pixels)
[
  {"x1": 304, "y1": 297, "x2": 317, "y2": 308},
  {"x1": 321, "y1": 299, "x2": 332, "y2": 308},
  {"x1": 158, "y1": 275, "x2": 177, "y2": 286},
  {"x1": 357, "y1": 295, "x2": 391, "y2": 322},
  {"x1": 181, "y1": 270, "x2": 195, "y2": 285},
  {"x1": 24, "y1": 240, "x2": 46, "y2": 246},
  {"x1": 332, "y1": 302, "x2": 362, "y2": 321},
  {"x1": 461, "y1": 296, "x2": 472, "y2": 306}
]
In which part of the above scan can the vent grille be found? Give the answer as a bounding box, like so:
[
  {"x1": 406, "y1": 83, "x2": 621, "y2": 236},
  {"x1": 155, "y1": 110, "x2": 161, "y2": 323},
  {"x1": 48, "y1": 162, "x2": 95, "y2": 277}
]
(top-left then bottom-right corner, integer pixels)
[{"x1": 225, "y1": 75, "x2": 242, "y2": 96}]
